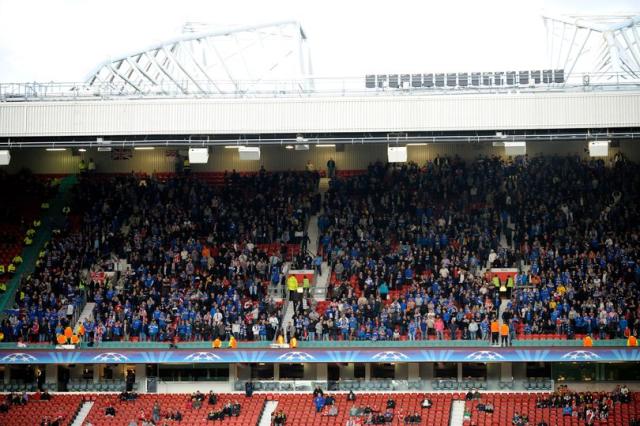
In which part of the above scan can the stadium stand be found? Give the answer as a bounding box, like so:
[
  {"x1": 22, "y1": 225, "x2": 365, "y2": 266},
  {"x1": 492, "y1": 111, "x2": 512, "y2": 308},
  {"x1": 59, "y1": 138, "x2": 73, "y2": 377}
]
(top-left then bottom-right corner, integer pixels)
[{"x1": 0, "y1": 393, "x2": 84, "y2": 426}]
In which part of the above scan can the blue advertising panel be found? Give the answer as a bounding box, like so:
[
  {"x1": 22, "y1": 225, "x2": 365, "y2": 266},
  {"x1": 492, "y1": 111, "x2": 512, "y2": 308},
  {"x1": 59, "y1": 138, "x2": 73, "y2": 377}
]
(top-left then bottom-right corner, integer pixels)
[{"x1": 0, "y1": 347, "x2": 637, "y2": 364}]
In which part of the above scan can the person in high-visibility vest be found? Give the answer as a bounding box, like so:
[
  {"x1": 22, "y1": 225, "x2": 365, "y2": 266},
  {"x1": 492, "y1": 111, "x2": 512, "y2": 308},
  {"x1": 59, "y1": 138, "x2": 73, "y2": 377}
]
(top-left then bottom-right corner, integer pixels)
[
  {"x1": 583, "y1": 335, "x2": 593, "y2": 347},
  {"x1": 0, "y1": 282, "x2": 6, "y2": 293},
  {"x1": 212, "y1": 338, "x2": 222, "y2": 348},
  {"x1": 303, "y1": 276, "x2": 310, "y2": 297},
  {"x1": 277, "y1": 334, "x2": 284, "y2": 345},
  {"x1": 23, "y1": 236, "x2": 33, "y2": 245},
  {"x1": 228, "y1": 335, "x2": 237, "y2": 349},
  {"x1": 490, "y1": 320, "x2": 499, "y2": 345},
  {"x1": 26, "y1": 228, "x2": 35, "y2": 237},
  {"x1": 33, "y1": 219, "x2": 41, "y2": 228},
  {"x1": 62, "y1": 206, "x2": 71, "y2": 215},
  {"x1": 12, "y1": 255, "x2": 22, "y2": 265},
  {"x1": 500, "y1": 323, "x2": 509, "y2": 347},
  {"x1": 41, "y1": 202, "x2": 49, "y2": 210},
  {"x1": 78, "y1": 159, "x2": 87, "y2": 174},
  {"x1": 7, "y1": 263, "x2": 16, "y2": 274},
  {"x1": 0, "y1": 265, "x2": 4, "y2": 275},
  {"x1": 491, "y1": 275, "x2": 500, "y2": 289},
  {"x1": 287, "y1": 275, "x2": 298, "y2": 301},
  {"x1": 290, "y1": 337, "x2": 297, "y2": 349},
  {"x1": 506, "y1": 275, "x2": 514, "y2": 298},
  {"x1": 628, "y1": 335, "x2": 638, "y2": 347},
  {"x1": 183, "y1": 158, "x2": 191, "y2": 175}
]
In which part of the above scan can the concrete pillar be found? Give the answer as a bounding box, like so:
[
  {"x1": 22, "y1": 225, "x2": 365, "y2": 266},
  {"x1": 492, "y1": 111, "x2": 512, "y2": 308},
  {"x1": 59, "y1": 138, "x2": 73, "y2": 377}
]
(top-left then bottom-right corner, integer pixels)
[
  {"x1": 408, "y1": 363, "x2": 419, "y2": 381},
  {"x1": 512, "y1": 362, "x2": 527, "y2": 382},
  {"x1": 45, "y1": 365, "x2": 57, "y2": 389},
  {"x1": 339, "y1": 364, "x2": 355, "y2": 380},
  {"x1": 316, "y1": 363, "x2": 328, "y2": 381},
  {"x1": 499, "y1": 363, "x2": 512, "y2": 381},
  {"x1": 236, "y1": 364, "x2": 251, "y2": 381},
  {"x1": 274, "y1": 364, "x2": 280, "y2": 381},
  {"x1": 394, "y1": 363, "x2": 408, "y2": 380},
  {"x1": 93, "y1": 365, "x2": 101, "y2": 383},
  {"x1": 229, "y1": 364, "x2": 238, "y2": 386},
  {"x1": 364, "y1": 363, "x2": 371, "y2": 381},
  {"x1": 135, "y1": 364, "x2": 147, "y2": 392},
  {"x1": 419, "y1": 363, "x2": 434, "y2": 380},
  {"x1": 457, "y1": 363, "x2": 463, "y2": 382}
]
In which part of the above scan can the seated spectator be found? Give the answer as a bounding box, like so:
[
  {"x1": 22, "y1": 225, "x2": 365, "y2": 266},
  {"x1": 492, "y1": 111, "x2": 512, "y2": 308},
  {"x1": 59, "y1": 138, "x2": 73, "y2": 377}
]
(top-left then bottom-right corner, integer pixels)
[
  {"x1": 207, "y1": 391, "x2": 218, "y2": 405},
  {"x1": 383, "y1": 409, "x2": 394, "y2": 423},
  {"x1": 324, "y1": 394, "x2": 335, "y2": 405},
  {"x1": 386, "y1": 398, "x2": 396, "y2": 409},
  {"x1": 477, "y1": 402, "x2": 493, "y2": 413},
  {"x1": 562, "y1": 405, "x2": 572, "y2": 416},
  {"x1": 313, "y1": 387, "x2": 324, "y2": 397},
  {"x1": 404, "y1": 413, "x2": 422, "y2": 424},
  {"x1": 41, "y1": 389, "x2": 51, "y2": 401},
  {"x1": 314, "y1": 395, "x2": 325, "y2": 413},
  {"x1": 347, "y1": 390, "x2": 356, "y2": 401},
  {"x1": 272, "y1": 410, "x2": 287, "y2": 426},
  {"x1": 207, "y1": 410, "x2": 223, "y2": 420},
  {"x1": 349, "y1": 406, "x2": 364, "y2": 416},
  {"x1": 324, "y1": 405, "x2": 338, "y2": 416},
  {"x1": 105, "y1": 405, "x2": 116, "y2": 417},
  {"x1": 421, "y1": 398, "x2": 432, "y2": 409},
  {"x1": 171, "y1": 410, "x2": 183, "y2": 422}
]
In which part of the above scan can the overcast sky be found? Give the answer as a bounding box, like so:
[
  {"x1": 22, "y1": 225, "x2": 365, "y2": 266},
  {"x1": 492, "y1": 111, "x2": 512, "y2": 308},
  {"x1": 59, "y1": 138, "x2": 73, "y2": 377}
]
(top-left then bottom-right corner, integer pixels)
[{"x1": 0, "y1": 0, "x2": 637, "y2": 83}]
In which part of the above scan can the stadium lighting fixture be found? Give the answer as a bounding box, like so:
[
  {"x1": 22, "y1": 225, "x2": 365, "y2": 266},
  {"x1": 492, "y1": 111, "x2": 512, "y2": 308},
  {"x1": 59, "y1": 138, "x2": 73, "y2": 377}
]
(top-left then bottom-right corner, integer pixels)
[
  {"x1": 188, "y1": 148, "x2": 209, "y2": 164},
  {"x1": 406, "y1": 143, "x2": 427, "y2": 146},
  {"x1": 285, "y1": 145, "x2": 294, "y2": 150},
  {"x1": 0, "y1": 150, "x2": 10, "y2": 166},
  {"x1": 316, "y1": 144, "x2": 336, "y2": 148},
  {"x1": 296, "y1": 134, "x2": 308, "y2": 143},
  {"x1": 588, "y1": 140, "x2": 609, "y2": 157},
  {"x1": 225, "y1": 145, "x2": 240, "y2": 149},
  {"x1": 504, "y1": 141, "x2": 526, "y2": 155},
  {"x1": 238, "y1": 146, "x2": 261, "y2": 160},
  {"x1": 134, "y1": 147, "x2": 155, "y2": 150},
  {"x1": 46, "y1": 148, "x2": 66, "y2": 152},
  {"x1": 387, "y1": 146, "x2": 408, "y2": 163},
  {"x1": 78, "y1": 148, "x2": 87, "y2": 152}
]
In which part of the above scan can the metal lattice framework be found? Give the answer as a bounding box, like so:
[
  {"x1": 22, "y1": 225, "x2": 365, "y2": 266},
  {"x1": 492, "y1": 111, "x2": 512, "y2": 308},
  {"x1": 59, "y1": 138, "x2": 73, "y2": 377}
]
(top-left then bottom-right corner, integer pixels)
[
  {"x1": 543, "y1": 14, "x2": 640, "y2": 83},
  {"x1": 85, "y1": 21, "x2": 313, "y2": 95}
]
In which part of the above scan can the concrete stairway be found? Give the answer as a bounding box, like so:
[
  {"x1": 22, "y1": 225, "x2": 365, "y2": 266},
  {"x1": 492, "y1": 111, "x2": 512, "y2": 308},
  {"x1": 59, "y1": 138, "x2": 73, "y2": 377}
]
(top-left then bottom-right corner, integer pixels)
[
  {"x1": 74, "y1": 302, "x2": 96, "y2": 328},
  {"x1": 71, "y1": 400, "x2": 94, "y2": 426},
  {"x1": 0, "y1": 175, "x2": 77, "y2": 315},
  {"x1": 258, "y1": 400, "x2": 279, "y2": 426},
  {"x1": 449, "y1": 400, "x2": 466, "y2": 426}
]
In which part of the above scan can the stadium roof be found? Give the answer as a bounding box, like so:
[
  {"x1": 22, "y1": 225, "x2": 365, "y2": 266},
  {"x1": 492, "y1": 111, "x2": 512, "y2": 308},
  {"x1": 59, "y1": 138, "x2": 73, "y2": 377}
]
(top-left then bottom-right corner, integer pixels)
[
  {"x1": 543, "y1": 14, "x2": 640, "y2": 82},
  {"x1": 85, "y1": 21, "x2": 313, "y2": 96}
]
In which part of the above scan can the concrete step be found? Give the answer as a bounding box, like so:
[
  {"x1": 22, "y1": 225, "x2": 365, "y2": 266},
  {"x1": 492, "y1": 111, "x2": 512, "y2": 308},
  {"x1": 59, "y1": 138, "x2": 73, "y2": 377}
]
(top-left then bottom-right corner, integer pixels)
[
  {"x1": 71, "y1": 400, "x2": 94, "y2": 426},
  {"x1": 258, "y1": 400, "x2": 279, "y2": 426}
]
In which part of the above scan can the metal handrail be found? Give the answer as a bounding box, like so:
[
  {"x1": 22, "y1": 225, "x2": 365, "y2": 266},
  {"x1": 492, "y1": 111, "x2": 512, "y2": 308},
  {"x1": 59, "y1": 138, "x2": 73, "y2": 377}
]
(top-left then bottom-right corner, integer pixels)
[{"x1": 1, "y1": 72, "x2": 640, "y2": 102}]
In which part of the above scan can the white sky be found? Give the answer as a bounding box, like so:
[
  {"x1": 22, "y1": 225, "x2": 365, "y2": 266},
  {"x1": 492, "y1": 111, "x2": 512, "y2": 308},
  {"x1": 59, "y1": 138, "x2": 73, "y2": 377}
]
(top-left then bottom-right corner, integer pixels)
[{"x1": 0, "y1": 0, "x2": 637, "y2": 82}]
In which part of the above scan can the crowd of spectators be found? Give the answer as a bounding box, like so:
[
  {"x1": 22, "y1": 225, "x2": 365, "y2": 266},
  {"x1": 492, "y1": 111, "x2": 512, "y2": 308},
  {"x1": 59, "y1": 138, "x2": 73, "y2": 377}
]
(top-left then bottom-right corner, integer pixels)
[
  {"x1": 5, "y1": 171, "x2": 319, "y2": 344},
  {"x1": 4, "y1": 154, "x2": 640, "y2": 345},
  {"x1": 288, "y1": 155, "x2": 640, "y2": 342},
  {"x1": 533, "y1": 384, "x2": 631, "y2": 424}
]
